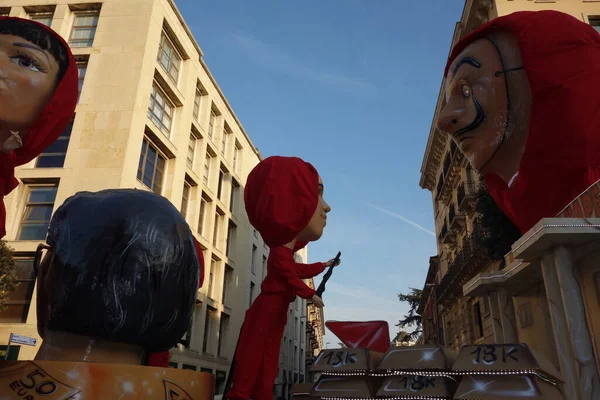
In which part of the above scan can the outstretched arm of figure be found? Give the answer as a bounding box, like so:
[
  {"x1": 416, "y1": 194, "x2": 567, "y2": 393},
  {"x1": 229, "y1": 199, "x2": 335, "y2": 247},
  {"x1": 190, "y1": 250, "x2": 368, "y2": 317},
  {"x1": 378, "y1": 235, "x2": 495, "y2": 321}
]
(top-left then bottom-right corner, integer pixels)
[
  {"x1": 271, "y1": 250, "x2": 316, "y2": 299},
  {"x1": 296, "y1": 262, "x2": 326, "y2": 279}
]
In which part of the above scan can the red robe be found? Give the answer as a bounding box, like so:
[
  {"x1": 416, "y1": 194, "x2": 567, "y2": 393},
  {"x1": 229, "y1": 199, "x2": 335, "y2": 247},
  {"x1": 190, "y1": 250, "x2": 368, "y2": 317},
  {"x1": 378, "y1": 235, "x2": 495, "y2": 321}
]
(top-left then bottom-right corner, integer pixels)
[
  {"x1": 0, "y1": 17, "x2": 78, "y2": 238},
  {"x1": 226, "y1": 156, "x2": 324, "y2": 400},
  {"x1": 445, "y1": 11, "x2": 600, "y2": 234}
]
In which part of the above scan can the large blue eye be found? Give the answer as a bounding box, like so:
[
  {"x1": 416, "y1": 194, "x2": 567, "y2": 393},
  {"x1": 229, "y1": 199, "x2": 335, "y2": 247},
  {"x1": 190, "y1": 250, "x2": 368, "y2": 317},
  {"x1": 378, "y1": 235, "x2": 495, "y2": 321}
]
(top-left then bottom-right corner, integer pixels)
[{"x1": 461, "y1": 84, "x2": 471, "y2": 98}]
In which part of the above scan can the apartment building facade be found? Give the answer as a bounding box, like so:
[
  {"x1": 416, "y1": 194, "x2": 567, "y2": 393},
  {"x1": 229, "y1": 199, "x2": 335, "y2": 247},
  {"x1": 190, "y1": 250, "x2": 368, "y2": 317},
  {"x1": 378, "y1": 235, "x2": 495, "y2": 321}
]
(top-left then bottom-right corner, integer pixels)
[
  {"x1": 0, "y1": 0, "x2": 308, "y2": 395},
  {"x1": 418, "y1": 0, "x2": 600, "y2": 373},
  {"x1": 304, "y1": 277, "x2": 325, "y2": 383}
]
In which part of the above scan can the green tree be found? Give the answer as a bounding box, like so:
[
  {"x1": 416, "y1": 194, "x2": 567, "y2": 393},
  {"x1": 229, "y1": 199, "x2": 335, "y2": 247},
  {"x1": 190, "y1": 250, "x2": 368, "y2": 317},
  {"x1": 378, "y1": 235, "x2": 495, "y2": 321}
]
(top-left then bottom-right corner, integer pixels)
[
  {"x1": 0, "y1": 240, "x2": 17, "y2": 311},
  {"x1": 396, "y1": 288, "x2": 422, "y2": 342},
  {"x1": 474, "y1": 177, "x2": 522, "y2": 266}
]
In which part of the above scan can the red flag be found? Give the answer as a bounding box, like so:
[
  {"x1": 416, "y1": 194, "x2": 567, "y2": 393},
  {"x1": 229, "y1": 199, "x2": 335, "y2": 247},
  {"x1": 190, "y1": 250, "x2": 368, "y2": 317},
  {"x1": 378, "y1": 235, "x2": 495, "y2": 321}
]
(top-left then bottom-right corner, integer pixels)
[{"x1": 325, "y1": 320, "x2": 390, "y2": 353}]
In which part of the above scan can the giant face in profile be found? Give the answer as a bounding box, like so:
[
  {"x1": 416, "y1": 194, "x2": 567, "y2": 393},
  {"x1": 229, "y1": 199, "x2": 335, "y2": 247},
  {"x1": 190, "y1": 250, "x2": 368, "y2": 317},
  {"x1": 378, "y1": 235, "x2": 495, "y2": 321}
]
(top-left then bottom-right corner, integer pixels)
[
  {"x1": 438, "y1": 33, "x2": 530, "y2": 174},
  {"x1": 0, "y1": 18, "x2": 77, "y2": 239},
  {"x1": 435, "y1": 10, "x2": 600, "y2": 234}
]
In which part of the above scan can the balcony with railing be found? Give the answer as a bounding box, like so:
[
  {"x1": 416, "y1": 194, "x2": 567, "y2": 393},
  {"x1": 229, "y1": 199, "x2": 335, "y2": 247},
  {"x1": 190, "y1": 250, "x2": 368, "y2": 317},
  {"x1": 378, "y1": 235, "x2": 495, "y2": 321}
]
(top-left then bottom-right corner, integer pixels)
[
  {"x1": 449, "y1": 203, "x2": 465, "y2": 232},
  {"x1": 436, "y1": 219, "x2": 489, "y2": 309},
  {"x1": 457, "y1": 182, "x2": 477, "y2": 213},
  {"x1": 436, "y1": 173, "x2": 444, "y2": 200},
  {"x1": 438, "y1": 219, "x2": 456, "y2": 245},
  {"x1": 436, "y1": 145, "x2": 464, "y2": 204}
]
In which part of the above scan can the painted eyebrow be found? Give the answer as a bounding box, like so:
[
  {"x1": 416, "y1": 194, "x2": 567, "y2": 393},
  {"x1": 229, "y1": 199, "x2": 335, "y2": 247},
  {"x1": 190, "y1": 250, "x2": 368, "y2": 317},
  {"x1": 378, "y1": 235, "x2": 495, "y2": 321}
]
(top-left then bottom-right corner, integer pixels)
[
  {"x1": 451, "y1": 56, "x2": 481, "y2": 76},
  {"x1": 13, "y1": 42, "x2": 52, "y2": 69}
]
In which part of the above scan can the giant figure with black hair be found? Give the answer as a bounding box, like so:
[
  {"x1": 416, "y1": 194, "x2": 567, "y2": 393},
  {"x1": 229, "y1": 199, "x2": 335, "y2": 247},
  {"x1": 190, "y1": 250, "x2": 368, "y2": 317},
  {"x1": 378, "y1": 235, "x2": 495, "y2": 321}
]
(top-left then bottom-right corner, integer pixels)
[
  {"x1": 0, "y1": 17, "x2": 77, "y2": 238},
  {"x1": 0, "y1": 189, "x2": 214, "y2": 399}
]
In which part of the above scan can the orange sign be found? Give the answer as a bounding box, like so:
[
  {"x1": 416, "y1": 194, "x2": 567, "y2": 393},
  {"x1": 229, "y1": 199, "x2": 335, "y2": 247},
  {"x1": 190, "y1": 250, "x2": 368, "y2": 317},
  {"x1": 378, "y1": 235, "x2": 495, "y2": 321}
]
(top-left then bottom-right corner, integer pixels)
[{"x1": 0, "y1": 360, "x2": 215, "y2": 399}]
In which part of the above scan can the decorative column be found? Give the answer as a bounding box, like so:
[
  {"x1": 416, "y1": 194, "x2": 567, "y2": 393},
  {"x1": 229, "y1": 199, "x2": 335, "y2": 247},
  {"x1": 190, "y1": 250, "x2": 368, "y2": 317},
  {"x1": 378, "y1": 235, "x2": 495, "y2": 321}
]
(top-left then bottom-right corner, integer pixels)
[
  {"x1": 554, "y1": 246, "x2": 600, "y2": 400},
  {"x1": 496, "y1": 288, "x2": 518, "y2": 343},
  {"x1": 541, "y1": 249, "x2": 581, "y2": 400},
  {"x1": 487, "y1": 292, "x2": 504, "y2": 343}
]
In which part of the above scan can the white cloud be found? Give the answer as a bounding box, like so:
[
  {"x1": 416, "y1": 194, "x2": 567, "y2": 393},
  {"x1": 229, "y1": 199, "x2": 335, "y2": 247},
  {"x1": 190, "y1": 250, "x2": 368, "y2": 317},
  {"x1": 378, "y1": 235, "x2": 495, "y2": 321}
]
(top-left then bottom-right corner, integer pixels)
[
  {"x1": 226, "y1": 31, "x2": 377, "y2": 96},
  {"x1": 366, "y1": 202, "x2": 436, "y2": 236}
]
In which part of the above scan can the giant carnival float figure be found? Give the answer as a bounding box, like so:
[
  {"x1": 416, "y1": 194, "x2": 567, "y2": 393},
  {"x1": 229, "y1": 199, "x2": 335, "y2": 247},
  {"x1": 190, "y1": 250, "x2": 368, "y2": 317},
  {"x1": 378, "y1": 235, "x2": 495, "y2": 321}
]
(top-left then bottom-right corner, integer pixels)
[
  {"x1": 0, "y1": 17, "x2": 78, "y2": 239},
  {"x1": 226, "y1": 156, "x2": 341, "y2": 400},
  {"x1": 0, "y1": 189, "x2": 214, "y2": 399},
  {"x1": 437, "y1": 10, "x2": 600, "y2": 234}
]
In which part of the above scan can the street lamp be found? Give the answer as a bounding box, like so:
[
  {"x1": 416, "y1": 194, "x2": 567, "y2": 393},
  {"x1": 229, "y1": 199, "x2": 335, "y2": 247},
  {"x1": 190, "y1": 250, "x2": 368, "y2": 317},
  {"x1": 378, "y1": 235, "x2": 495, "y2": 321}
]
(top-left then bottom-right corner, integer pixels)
[{"x1": 326, "y1": 342, "x2": 330, "y2": 349}]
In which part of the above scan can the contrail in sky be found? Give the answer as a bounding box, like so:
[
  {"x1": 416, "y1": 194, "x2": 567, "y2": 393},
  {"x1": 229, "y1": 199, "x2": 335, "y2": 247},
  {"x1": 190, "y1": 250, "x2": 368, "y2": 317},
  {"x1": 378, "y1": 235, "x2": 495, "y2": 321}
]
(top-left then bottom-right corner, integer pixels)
[{"x1": 366, "y1": 203, "x2": 436, "y2": 236}]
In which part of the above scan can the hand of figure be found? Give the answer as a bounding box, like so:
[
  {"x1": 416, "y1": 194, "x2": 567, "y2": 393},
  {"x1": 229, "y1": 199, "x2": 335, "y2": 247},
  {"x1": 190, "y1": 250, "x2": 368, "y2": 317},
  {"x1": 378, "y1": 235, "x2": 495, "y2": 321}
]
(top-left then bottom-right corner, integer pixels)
[
  {"x1": 311, "y1": 294, "x2": 325, "y2": 308},
  {"x1": 325, "y1": 258, "x2": 341, "y2": 267}
]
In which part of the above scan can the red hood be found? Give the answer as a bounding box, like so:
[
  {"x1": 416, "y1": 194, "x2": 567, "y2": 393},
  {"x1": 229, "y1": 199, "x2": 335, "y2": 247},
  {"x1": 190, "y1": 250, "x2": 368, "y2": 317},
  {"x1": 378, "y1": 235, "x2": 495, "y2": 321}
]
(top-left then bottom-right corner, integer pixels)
[
  {"x1": 244, "y1": 156, "x2": 319, "y2": 248},
  {"x1": 0, "y1": 17, "x2": 78, "y2": 237},
  {"x1": 325, "y1": 320, "x2": 390, "y2": 353},
  {"x1": 445, "y1": 11, "x2": 600, "y2": 233}
]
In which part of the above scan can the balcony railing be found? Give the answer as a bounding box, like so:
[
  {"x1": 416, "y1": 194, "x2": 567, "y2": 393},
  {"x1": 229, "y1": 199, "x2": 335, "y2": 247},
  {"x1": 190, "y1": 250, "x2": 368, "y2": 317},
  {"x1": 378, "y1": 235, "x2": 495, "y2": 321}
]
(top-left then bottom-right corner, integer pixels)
[
  {"x1": 457, "y1": 182, "x2": 477, "y2": 213},
  {"x1": 436, "y1": 220, "x2": 489, "y2": 308},
  {"x1": 436, "y1": 174, "x2": 444, "y2": 200},
  {"x1": 439, "y1": 220, "x2": 456, "y2": 245},
  {"x1": 436, "y1": 147, "x2": 464, "y2": 203},
  {"x1": 449, "y1": 203, "x2": 465, "y2": 232}
]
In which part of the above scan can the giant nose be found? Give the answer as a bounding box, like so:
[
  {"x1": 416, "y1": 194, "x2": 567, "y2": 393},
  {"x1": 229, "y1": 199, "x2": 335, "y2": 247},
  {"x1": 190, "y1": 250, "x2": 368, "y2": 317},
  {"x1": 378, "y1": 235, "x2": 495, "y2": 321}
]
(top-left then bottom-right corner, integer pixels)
[{"x1": 437, "y1": 104, "x2": 466, "y2": 134}]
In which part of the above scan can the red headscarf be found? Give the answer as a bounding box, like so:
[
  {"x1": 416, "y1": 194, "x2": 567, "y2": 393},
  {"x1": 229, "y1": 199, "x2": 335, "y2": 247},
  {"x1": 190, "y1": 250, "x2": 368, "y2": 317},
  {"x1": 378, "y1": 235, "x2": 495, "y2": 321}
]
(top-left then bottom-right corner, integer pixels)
[
  {"x1": 0, "y1": 17, "x2": 78, "y2": 238},
  {"x1": 445, "y1": 11, "x2": 600, "y2": 233},
  {"x1": 244, "y1": 156, "x2": 319, "y2": 248}
]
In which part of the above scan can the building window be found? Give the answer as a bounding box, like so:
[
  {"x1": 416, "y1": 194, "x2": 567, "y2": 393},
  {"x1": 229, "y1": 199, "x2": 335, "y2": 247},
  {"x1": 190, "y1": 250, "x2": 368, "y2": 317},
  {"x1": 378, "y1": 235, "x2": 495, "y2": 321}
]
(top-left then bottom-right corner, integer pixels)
[
  {"x1": 193, "y1": 87, "x2": 202, "y2": 121},
  {"x1": 233, "y1": 145, "x2": 241, "y2": 171},
  {"x1": 262, "y1": 255, "x2": 267, "y2": 280},
  {"x1": 0, "y1": 257, "x2": 35, "y2": 323},
  {"x1": 198, "y1": 195, "x2": 208, "y2": 237},
  {"x1": 203, "y1": 306, "x2": 215, "y2": 354},
  {"x1": 249, "y1": 282, "x2": 255, "y2": 307},
  {"x1": 76, "y1": 60, "x2": 87, "y2": 102},
  {"x1": 226, "y1": 221, "x2": 236, "y2": 258},
  {"x1": 590, "y1": 17, "x2": 600, "y2": 34},
  {"x1": 473, "y1": 302, "x2": 484, "y2": 338},
  {"x1": 30, "y1": 12, "x2": 53, "y2": 26},
  {"x1": 221, "y1": 129, "x2": 229, "y2": 155},
  {"x1": 208, "y1": 259, "x2": 216, "y2": 300},
  {"x1": 181, "y1": 183, "x2": 191, "y2": 219},
  {"x1": 229, "y1": 179, "x2": 239, "y2": 214},
  {"x1": 217, "y1": 313, "x2": 229, "y2": 358},
  {"x1": 213, "y1": 212, "x2": 222, "y2": 248},
  {"x1": 223, "y1": 265, "x2": 232, "y2": 305},
  {"x1": 18, "y1": 186, "x2": 58, "y2": 241},
  {"x1": 148, "y1": 83, "x2": 174, "y2": 135},
  {"x1": 203, "y1": 153, "x2": 212, "y2": 186},
  {"x1": 519, "y1": 302, "x2": 534, "y2": 328},
  {"x1": 182, "y1": 364, "x2": 196, "y2": 371},
  {"x1": 251, "y1": 245, "x2": 257, "y2": 275},
  {"x1": 36, "y1": 120, "x2": 73, "y2": 168},
  {"x1": 69, "y1": 12, "x2": 100, "y2": 48},
  {"x1": 208, "y1": 109, "x2": 216, "y2": 140},
  {"x1": 187, "y1": 135, "x2": 196, "y2": 169},
  {"x1": 157, "y1": 31, "x2": 181, "y2": 83},
  {"x1": 137, "y1": 139, "x2": 165, "y2": 194},
  {"x1": 217, "y1": 168, "x2": 225, "y2": 200}
]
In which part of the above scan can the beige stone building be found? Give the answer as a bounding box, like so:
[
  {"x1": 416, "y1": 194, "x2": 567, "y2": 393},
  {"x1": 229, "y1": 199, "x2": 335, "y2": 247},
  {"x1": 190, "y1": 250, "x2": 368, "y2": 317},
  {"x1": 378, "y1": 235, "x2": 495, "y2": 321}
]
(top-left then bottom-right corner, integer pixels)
[
  {"x1": 0, "y1": 0, "x2": 311, "y2": 395},
  {"x1": 419, "y1": 0, "x2": 600, "y2": 397}
]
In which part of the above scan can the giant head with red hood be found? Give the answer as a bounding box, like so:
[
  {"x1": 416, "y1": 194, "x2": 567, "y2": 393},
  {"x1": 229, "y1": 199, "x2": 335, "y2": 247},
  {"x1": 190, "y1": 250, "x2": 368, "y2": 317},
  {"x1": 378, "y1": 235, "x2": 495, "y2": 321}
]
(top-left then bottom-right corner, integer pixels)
[
  {"x1": 437, "y1": 10, "x2": 600, "y2": 234},
  {"x1": 0, "y1": 17, "x2": 78, "y2": 237},
  {"x1": 244, "y1": 156, "x2": 330, "y2": 250}
]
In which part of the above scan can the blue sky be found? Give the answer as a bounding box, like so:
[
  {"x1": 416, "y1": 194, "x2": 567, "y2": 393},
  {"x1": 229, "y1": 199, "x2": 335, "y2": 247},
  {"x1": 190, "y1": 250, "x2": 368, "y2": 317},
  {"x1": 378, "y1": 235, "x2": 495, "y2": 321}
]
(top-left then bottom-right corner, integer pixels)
[{"x1": 176, "y1": 0, "x2": 465, "y2": 346}]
